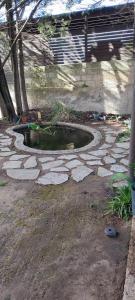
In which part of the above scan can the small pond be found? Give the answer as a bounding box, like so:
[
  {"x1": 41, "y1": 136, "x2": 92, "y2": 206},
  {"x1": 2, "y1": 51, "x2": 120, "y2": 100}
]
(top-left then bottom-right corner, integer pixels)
[{"x1": 14, "y1": 124, "x2": 94, "y2": 151}]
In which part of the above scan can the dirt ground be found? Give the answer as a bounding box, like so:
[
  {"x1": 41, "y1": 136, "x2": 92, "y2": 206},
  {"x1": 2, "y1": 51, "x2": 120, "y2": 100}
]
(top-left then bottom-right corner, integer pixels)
[
  {"x1": 0, "y1": 121, "x2": 131, "y2": 300},
  {"x1": 0, "y1": 173, "x2": 130, "y2": 300}
]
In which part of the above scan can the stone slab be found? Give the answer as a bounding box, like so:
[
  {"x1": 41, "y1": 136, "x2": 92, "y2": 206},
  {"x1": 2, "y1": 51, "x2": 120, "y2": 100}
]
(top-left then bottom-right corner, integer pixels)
[
  {"x1": 7, "y1": 169, "x2": 40, "y2": 180},
  {"x1": 71, "y1": 166, "x2": 93, "y2": 182},
  {"x1": 87, "y1": 161, "x2": 103, "y2": 166},
  {"x1": 65, "y1": 159, "x2": 83, "y2": 169},
  {"x1": 0, "y1": 147, "x2": 11, "y2": 152},
  {"x1": 9, "y1": 154, "x2": 30, "y2": 161},
  {"x1": 120, "y1": 159, "x2": 129, "y2": 166},
  {"x1": 0, "y1": 140, "x2": 12, "y2": 146},
  {"x1": 50, "y1": 167, "x2": 69, "y2": 172},
  {"x1": 0, "y1": 151, "x2": 16, "y2": 157},
  {"x1": 116, "y1": 142, "x2": 129, "y2": 149},
  {"x1": 105, "y1": 135, "x2": 116, "y2": 144},
  {"x1": 111, "y1": 148, "x2": 126, "y2": 154},
  {"x1": 89, "y1": 150, "x2": 108, "y2": 157},
  {"x1": 103, "y1": 156, "x2": 116, "y2": 164},
  {"x1": 42, "y1": 160, "x2": 64, "y2": 170},
  {"x1": 79, "y1": 153, "x2": 101, "y2": 160},
  {"x1": 2, "y1": 161, "x2": 22, "y2": 169},
  {"x1": 113, "y1": 181, "x2": 128, "y2": 188},
  {"x1": 98, "y1": 167, "x2": 113, "y2": 177},
  {"x1": 38, "y1": 157, "x2": 55, "y2": 163},
  {"x1": 111, "y1": 153, "x2": 127, "y2": 159},
  {"x1": 36, "y1": 172, "x2": 68, "y2": 185},
  {"x1": 24, "y1": 156, "x2": 37, "y2": 168},
  {"x1": 99, "y1": 144, "x2": 111, "y2": 150},
  {"x1": 110, "y1": 164, "x2": 128, "y2": 173},
  {"x1": 58, "y1": 155, "x2": 77, "y2": 160}
]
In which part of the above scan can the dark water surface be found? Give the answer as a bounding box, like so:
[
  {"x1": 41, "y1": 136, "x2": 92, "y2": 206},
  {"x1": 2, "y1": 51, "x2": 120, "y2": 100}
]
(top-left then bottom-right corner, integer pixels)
[{"x1": 14, "y1": 125, "x2": 94, "y2": 151}]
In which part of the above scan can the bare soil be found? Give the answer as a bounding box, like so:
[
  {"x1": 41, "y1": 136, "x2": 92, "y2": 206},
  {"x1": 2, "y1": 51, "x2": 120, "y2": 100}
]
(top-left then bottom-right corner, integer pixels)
[
  {"x1": 0, "y1": 121, "x2": 131, "y2": 300},
  {"x1": 0, "y1": 174, "x2": 130, "y2": 300}
]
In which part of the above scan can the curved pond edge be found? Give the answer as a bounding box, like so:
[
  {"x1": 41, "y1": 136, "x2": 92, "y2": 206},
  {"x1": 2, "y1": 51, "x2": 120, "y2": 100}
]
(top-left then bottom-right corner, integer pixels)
[{"x1": 6, "y1": 122, "x2": 102, "y2": 155}]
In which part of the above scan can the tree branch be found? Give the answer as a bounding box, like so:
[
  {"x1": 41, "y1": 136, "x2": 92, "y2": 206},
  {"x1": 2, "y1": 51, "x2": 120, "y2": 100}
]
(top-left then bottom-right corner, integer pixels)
[{"x1": 1, "y1": 0, "x2": 42, "y2": 69}]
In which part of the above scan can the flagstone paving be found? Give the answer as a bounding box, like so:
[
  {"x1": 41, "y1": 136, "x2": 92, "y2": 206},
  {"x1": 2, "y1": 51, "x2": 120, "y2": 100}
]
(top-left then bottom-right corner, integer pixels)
[{"x1": 0, "y1": 125, "x2": 130, "y2": 185}]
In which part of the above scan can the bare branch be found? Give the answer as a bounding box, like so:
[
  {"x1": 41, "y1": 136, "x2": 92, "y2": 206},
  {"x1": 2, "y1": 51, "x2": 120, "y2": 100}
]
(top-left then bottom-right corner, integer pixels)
[{"x1": 1, "y1": 0, "x2": 42, "y2": 68}]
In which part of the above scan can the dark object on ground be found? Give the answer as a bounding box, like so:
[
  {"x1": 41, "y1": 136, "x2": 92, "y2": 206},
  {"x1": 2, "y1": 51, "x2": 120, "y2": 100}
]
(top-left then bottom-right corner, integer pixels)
[{"x1": 104, "y1": 226, "x2": 118, "y2": 238}]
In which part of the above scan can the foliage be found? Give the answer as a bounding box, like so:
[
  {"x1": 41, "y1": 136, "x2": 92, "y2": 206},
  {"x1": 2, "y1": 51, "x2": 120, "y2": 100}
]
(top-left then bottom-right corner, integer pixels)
[
  {"x1": 107, "y1": 186, "x2": 132, "y2": 221},
  {"x1": 38, "y1": 19, "x2": 70, "y2": 39},
  {"x1": 28, "y1": 123, "x2": 55, "y2": 136},
  {"x1": 38, "y1": 21, "x2": 56, "y2": 39},
  {"x1": 51, "y1": 101, "x2": 71, "y2": 124},
  {"x1": 28, "y1": 101, "x2": 71, "y2": 135},
  {"x1": 30, "y1": 67, "x2": 46, "y2": 89},
  {"x1": 116, "y1": 129, "x2": 131, "y2": 142},
  {"x1": 0, "y1": 181, "x2": 8, "y2": 187}
]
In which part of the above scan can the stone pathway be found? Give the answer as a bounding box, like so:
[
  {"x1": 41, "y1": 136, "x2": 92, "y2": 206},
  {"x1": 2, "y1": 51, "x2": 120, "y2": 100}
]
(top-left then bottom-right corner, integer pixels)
[{"x1": 0, "y1": 126, "x2": 129, "y2": 185}]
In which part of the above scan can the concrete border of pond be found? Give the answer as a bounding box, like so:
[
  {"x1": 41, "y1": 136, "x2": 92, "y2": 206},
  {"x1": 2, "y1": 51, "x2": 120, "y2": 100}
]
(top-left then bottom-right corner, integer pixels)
[{"x1": 6, "y1": 122, "x2": 102, "y2": 155}]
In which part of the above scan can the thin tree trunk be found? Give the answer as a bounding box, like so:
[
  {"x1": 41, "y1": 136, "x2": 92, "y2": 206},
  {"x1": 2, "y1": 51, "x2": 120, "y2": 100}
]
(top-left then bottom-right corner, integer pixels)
[
  {"x1": 0, "y1": 57, "x2": 16, "y2": 121},
  {"x1": 129, "y1": 3, "x2": 135, "y2": 182},
  {"x1": 6, "y1": 0, "x2": 23, "y2": 116},
  {"x1": 14, "y1": 0, "x2": 29, "y2": 112},
  {"x1": 18, "y1": 34, "x2": 29, "y2": 112}
]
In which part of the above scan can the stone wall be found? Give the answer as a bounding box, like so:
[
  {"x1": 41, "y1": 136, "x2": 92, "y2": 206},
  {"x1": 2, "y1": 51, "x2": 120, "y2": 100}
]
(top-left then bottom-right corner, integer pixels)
[{"x1": 3, "y1": 59, "x2": 133, "y2": 116}]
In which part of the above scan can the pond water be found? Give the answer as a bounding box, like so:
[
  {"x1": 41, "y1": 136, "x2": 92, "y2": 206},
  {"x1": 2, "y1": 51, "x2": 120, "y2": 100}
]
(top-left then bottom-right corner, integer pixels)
[{"x1": 14, "y1": 124, "x2": 94, "y2": 151}]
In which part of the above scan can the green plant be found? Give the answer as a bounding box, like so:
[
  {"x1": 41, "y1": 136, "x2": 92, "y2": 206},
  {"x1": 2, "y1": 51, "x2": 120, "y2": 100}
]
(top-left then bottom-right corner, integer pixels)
[
  {"x1": 28, "y1": 102, "x2": 70, "y2": 135},
  {"x1": 116, "y1": 129, "x2": 131, "y2": 142},
  {"x1": 28, "y1": 123, "x2": 56, "y2": 136},
  {"x1": 107, "y1": 172, "x2": 133, "y2": 220},
  {"x1": 0, "y1": 181, "x2": 8, "y2": 187},
  {"x1": 107, "y1": 186, "x2": 132, "y2": 220},
  {"x1": 51, "y1": 102, "x2": 71, "y2": 124}
]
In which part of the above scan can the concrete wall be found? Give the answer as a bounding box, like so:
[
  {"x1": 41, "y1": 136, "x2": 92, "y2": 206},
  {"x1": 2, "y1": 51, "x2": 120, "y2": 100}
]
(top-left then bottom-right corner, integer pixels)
[
  {"x1": 26, "y1": 59, "x2": 133, "y2": 114},
  {"x1": 4, "y1": 59, "x2": 133, "y2": 116}
]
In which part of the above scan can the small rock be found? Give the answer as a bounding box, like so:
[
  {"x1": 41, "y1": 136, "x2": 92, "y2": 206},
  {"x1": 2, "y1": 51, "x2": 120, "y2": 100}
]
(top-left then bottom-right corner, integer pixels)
[{"x1": 104, "y1": 226, "x2": 118, "y2": 238}]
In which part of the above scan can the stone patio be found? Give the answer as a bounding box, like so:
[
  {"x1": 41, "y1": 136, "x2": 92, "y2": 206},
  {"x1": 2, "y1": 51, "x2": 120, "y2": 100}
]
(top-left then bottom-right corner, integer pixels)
[{"x1": 0, "y1": 125, "x2": 129, "y2": 185}]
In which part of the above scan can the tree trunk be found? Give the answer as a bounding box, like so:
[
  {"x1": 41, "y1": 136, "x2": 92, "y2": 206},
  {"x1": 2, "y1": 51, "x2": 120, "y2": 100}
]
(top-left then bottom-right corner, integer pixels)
[
  {"x1": 5, "y1": 0, "x2": 23, "y2": 116},
  {"x1": 0, "y1": 57, "x2": 16, "y2": 121},
  {"x1": 18, "y1": 34, "x2": 29, "y2": 112},
  {"x1": 129, "y1": 4, "x2": 135, "y2": 182},
  {"x1": 14, "y1": 0, "x2": 29, "y2": 112}
]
